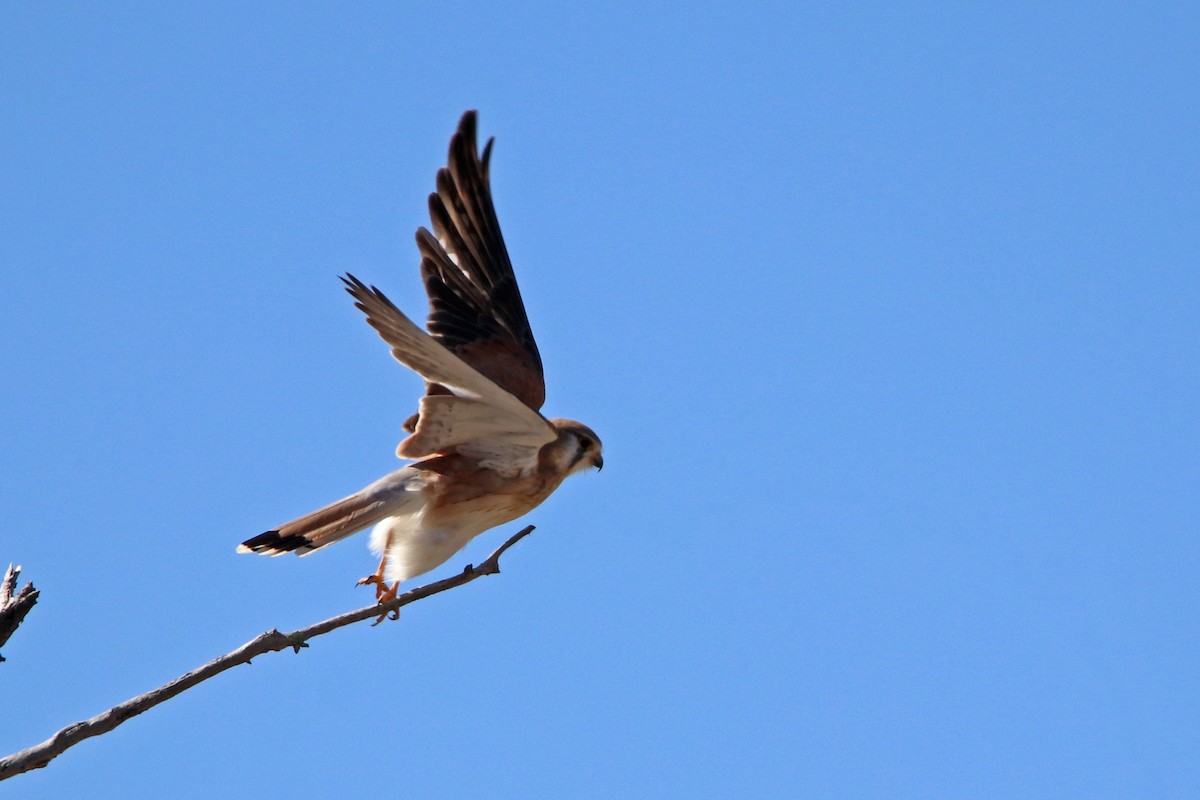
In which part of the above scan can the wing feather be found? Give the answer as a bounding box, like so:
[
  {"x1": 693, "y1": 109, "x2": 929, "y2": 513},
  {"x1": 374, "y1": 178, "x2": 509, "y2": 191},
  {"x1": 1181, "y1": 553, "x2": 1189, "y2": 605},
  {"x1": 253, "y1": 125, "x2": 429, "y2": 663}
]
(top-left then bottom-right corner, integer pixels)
[
  {"x1": 398, "y1": 394, "x2": 553, "y2": 469},
  {"x1": 340, "y1": 274, "x2": 554, "y2": 460},
  {"x1": 417, "y1": 110, "x2": 546, "y2": 410}
]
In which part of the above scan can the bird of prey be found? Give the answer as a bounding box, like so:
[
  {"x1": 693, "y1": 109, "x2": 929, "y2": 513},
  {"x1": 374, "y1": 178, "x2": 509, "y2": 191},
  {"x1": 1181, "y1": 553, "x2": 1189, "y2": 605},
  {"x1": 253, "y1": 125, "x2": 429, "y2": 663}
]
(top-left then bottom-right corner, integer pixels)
[{"x1": 238, "y1": 111, "x2": 603, "y2": 607}]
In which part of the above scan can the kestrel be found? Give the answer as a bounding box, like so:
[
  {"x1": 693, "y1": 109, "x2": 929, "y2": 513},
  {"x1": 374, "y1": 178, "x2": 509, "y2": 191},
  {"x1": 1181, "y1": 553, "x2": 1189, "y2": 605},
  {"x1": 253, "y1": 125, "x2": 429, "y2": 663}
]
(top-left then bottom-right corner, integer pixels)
[{"x1": 238, "y1": 111, "x2": 603, "y2": 605}]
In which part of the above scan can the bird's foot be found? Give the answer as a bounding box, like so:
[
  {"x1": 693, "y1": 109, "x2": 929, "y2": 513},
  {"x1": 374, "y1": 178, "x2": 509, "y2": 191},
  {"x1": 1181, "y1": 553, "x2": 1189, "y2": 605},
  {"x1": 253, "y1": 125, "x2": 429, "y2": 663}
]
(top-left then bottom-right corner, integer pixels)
[
  {"x1": 356, "y1": 572, "x2": 383, "y2": 592},
  {"x1": 370, "y1": 605, "x2": 400, "y2": 626},
  {"x1": 377, "y1": 580, "x2": 400, "y2": 604},
  {"x1": 359, "y1": 575, "x2": 401, "y2": 625},
  {"x1": 358, "y1": 552, "x2": 399, "y2": 624},
  {"x1": 357, "y1": 574, "x2": 399, "y2": 601}
]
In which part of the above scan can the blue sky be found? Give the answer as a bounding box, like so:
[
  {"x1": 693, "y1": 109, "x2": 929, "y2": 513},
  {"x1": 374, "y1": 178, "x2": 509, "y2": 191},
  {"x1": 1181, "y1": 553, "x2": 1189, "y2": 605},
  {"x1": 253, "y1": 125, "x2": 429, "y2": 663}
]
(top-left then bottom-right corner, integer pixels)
[{"x1": 2, "y1": 2, "x2": 1197, "y2": 797}]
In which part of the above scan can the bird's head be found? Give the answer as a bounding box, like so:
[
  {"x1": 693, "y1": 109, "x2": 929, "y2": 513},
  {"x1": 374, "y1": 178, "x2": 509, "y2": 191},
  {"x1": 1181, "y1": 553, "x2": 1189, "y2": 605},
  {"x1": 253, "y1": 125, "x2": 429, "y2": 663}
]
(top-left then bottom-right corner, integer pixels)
[{"x1": 550, "y1": 419, "x2": 604, "y2": 475}]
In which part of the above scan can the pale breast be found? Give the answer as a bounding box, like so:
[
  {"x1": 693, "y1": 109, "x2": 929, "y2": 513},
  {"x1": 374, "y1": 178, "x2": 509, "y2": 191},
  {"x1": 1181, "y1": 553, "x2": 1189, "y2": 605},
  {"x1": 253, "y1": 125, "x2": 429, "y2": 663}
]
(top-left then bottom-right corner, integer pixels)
[{"x1": 423, "y1": 466, "x2": 568, "y2": 536}]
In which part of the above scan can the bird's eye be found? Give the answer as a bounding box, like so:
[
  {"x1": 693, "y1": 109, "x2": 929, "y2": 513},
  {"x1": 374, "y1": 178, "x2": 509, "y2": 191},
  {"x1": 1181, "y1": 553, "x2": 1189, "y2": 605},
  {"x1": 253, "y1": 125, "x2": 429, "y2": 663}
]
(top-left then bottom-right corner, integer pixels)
[{"x1": 578, "y1": 436, "x2": 592, "y2": 451}]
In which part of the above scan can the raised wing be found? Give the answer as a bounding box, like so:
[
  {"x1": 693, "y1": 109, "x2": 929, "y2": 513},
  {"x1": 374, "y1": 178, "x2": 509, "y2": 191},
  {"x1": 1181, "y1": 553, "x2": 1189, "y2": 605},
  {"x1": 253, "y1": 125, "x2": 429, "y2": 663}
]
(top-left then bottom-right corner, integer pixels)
[
  {"x1": 417, "y1": 110, "x2": 546, "y2": 411},
  {"x1": 341, "y1": 275, "x2": 555, "y2": 464}
]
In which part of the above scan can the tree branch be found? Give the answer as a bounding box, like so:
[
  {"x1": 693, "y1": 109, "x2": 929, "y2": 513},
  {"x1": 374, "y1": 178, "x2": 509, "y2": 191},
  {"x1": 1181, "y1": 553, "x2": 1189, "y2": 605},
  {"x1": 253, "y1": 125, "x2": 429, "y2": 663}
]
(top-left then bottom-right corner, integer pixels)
[
  {"x1": 0, "y1": 524, "x2": 535, "y2": 782},
  {"x1": 0, "y1": 564, "x2": 39, "y2": 663}
]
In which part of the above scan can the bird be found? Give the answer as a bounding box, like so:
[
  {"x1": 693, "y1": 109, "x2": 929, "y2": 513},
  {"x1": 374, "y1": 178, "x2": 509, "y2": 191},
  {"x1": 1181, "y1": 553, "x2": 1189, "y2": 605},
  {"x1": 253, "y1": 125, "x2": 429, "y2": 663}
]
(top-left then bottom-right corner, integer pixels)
[{"x1": 238, "y1": 111, "x2": 603, "y2": 609}]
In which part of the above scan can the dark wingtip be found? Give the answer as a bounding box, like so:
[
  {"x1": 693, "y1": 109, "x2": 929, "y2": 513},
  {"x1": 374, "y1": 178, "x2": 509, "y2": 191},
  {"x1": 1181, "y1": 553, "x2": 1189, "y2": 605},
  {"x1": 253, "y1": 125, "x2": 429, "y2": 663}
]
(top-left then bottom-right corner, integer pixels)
[
  {"x1": 340, "y1": 273, "x2": 397, "y2": 313},
  {"x1": 480, "y1": 136, "x2": 494, "y2": 174},
  {"x1": 238, "y1": 530, "x2": 313, "y2": 556}
]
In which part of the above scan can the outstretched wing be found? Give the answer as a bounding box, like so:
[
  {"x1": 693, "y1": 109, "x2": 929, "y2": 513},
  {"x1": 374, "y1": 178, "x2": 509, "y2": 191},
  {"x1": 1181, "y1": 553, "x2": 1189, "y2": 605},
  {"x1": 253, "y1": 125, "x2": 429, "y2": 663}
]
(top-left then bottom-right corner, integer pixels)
[
  {"x1": 341, "y1": 275, "x2": 555, "y2": 466},
  {"x1": 417, "y1": 110, "x2": 546, "y2": 412}
]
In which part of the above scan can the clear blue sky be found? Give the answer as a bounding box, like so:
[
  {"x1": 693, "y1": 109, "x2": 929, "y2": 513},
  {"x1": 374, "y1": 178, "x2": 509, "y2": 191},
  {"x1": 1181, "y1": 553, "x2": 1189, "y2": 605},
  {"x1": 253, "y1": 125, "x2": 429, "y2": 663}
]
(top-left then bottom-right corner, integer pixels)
[{"x1": 2, "y1": 3, "x2": 1197, "y2": 797}]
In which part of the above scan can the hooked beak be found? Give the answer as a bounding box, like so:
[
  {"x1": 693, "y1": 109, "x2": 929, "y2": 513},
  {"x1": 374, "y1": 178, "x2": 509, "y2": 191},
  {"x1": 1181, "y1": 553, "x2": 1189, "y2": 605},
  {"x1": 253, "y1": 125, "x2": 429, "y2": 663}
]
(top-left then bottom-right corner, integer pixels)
[{"x1": 593, "y1": 454, "x2": 604, "y2": 472}]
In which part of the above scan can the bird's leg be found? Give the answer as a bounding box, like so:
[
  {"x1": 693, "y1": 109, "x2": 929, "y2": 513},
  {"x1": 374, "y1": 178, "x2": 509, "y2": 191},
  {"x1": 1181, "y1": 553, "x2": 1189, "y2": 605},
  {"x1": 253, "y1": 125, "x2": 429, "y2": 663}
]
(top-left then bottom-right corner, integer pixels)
[{"x1": 358, "y1": 553, "x2": 401, "y2": 623}]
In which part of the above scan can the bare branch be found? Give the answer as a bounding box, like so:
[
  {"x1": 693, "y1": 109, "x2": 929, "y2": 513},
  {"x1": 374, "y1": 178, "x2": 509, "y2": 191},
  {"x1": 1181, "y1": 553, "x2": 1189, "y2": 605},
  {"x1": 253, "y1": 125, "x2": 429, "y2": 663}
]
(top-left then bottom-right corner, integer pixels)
[
  {"x1": 0, "y1": 525, "x2": 535, "y2": 782},
  {"x1": 0, "y1": 564, "x2": 39, "y2": 663}
]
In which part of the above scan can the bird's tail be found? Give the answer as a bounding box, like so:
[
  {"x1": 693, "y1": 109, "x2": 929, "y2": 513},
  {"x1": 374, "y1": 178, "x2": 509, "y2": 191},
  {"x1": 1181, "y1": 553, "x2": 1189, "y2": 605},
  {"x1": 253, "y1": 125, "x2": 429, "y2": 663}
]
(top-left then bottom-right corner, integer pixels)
[{"x1": 238, "y1": 468, "x2": 425, "y2": 557}]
